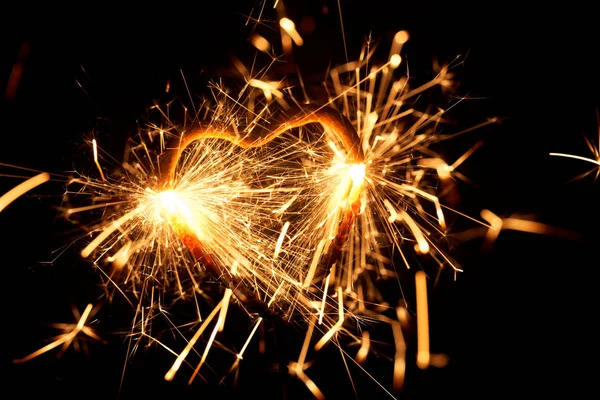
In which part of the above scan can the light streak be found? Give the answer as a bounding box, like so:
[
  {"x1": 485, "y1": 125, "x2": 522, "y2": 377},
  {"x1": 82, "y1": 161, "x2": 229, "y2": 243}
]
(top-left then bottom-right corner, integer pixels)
[
  {"x1": 550, "y1": 152, "x2": 600, "y2": 166},
  {"x1": 13, "y1": 304, "x2": 105, "y2": 363},
  {"x1": 236, "y1": 317, "x2": 263, "y2": 360},
  {"x1": 355, "y1": 331, "x2": 370, "y2": 364},
  {"x1": 550, "y1": 110, "x2": 600, "y2": 181},
  {"x1": 391, "y1": 320, "x2": 406, "y2": 392},
  {"x1": 273, "y1": 221, "x2": 290, "y2": 260},
  {"x1": 314, "y1": 286, "x2": 344, "y2": 351},
  {"x1": 279, "y1": 18, "x2": 303, "y2": 46},
  {"x1": 0, "y1": 172, "x2": 50, "y2": 213},
  {"x1": 415, "y1": 271, "x2": 430, "y2": 370},
  {"x1": 479, "y1": 209, "x2": 577, "y2": 250},
  {"x1": 164, "y1": 300, "x2": 223, "y2": 382},
  {"x1": 92, "y1": 138, "x2": 107, "y2": 181}
]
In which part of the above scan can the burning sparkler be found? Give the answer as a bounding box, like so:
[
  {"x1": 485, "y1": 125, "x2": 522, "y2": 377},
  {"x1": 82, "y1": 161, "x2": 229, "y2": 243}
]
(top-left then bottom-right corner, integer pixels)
[
  {"x1": 71, "y1": 29, "x2": 497, "y2": 396},
  {"x1": 5, "y1": 5, "x2": 504, "y2": 399}
]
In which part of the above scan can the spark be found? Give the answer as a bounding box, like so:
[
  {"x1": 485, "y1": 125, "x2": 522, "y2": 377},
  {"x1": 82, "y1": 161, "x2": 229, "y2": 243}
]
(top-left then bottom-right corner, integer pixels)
[
  {"x1": 314, "y1": 286, "x2": 344, "y2": 351},
  {"x1": 249, "y1": 33, "x2": 272, "y2": 53},
  {"x1": 479, "y1": 209, "x2": 577, "y2": 250},
  {"x1": 236, "y1": 317, "x2": 263, "y2": 360},
  {"x1": 391, "y1": 320, "x2": 406, "y2": 391},
  {"x1": 164, "y1": 300, "x2": 223, "y2": 382},
  {"x1": 415, "y1": 271, "x2": 430, "y2": 370},
  {"x1": 13, "y1": 304, "x2": 105, "y2": 363},
  {"x1": 354, "y1": 331, "x2": 370, "y2": 364},
  {"x1": 550, "y1": 110, "x2": 600, "y2": 181},
  {"x1": 92, "y1": 138, "x2": 107, "y2": 182},
  {"x1": 279, "y1": 18, "x2": 304, "y2": 46},
  {"x1": 273, "y1": 221, "x2": 290, "y2": 260},
  {"x1": 289, "y1": 315, "x2": 324, "y2": 400},
  {"x1": 0, "y1": 172, "x2": 50, "y2": 213},
  {"x1": 289, "y1": 361, "x2": 325, "y2": 400},
  {"x1": 549, "y1": 152, "x2": 600, "y2": 166}
]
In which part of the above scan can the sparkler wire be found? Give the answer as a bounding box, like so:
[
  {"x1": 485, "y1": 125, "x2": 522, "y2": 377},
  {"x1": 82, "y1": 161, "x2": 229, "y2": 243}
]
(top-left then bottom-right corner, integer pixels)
[{"x1": 160, "y1": 104, "x2": 364, "y2": 184}]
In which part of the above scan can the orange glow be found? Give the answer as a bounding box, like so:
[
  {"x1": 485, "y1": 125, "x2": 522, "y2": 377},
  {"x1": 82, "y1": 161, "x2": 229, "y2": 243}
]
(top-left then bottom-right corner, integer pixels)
[{"x1": 415, "y1": 271, "x2": 430, "y2": 369}]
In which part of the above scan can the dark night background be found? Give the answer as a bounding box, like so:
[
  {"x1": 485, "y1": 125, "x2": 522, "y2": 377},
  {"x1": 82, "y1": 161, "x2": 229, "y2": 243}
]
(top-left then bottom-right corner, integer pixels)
[{"x1": 2, "y1": 1, "x2": 599, "y2": 399}]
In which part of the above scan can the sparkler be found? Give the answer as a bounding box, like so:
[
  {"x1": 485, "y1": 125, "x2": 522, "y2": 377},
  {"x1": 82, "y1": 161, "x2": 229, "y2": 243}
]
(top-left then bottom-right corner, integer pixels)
[
  {"x1": 88, "y1": 29, "x2": 492, "y2": 395},
  {"x1": 158, "y1": 103, "x2": 364, "y2": 286},
  {"x1": 5, "y1": 8, "x2": 503, "y2": 399}
]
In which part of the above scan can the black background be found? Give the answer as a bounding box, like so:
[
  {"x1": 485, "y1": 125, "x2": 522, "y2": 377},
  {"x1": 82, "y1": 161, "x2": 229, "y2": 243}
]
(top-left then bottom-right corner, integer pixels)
[{"x1": 2, "y1": 1, "x2": 599, "y2": 399}]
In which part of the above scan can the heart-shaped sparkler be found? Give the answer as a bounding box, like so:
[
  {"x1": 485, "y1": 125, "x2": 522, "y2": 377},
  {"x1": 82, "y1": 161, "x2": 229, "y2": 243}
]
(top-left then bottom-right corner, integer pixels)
[{"x1": 158, "y1": 104, "x2": 365, "y2": 297}]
